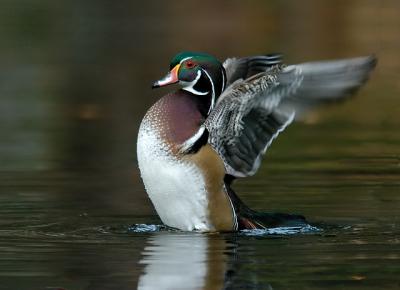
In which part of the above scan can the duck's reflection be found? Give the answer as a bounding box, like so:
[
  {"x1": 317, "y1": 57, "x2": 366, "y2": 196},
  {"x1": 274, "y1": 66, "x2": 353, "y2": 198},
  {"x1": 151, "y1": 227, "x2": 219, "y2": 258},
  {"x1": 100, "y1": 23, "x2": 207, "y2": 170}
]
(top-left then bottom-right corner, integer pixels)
[{"x1": 138, "y1": 232, "x2": 230, "y2": 290}]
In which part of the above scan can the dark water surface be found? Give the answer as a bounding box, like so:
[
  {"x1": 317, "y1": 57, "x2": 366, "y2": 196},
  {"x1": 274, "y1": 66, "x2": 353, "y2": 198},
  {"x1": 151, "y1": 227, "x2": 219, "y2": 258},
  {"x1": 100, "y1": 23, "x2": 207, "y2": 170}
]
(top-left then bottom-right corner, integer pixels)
[{"x1": 1, "y1": 0, "x2": 400, "y2": 289}]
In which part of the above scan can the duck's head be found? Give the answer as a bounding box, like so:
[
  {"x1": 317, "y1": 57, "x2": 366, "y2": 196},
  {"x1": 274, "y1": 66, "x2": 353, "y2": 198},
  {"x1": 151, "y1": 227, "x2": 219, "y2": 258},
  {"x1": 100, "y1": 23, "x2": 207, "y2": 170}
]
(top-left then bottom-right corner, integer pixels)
[{"x1": 152, "y1": 52, "x2": 226, "y2": 98}]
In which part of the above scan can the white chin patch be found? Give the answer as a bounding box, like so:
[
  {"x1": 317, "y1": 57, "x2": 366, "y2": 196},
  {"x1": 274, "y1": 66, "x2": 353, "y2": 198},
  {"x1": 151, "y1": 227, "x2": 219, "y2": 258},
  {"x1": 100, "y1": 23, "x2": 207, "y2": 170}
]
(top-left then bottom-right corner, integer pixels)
[{"x1": 181, "y1": 70, "x2": 209, "y2": 95}]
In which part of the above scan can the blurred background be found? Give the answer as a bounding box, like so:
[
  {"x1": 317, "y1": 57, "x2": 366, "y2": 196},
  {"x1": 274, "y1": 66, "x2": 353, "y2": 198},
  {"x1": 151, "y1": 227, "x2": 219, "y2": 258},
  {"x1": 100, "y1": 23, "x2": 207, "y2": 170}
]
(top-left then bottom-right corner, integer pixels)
[
  {"x1": 0, "y1": 0, "x2": 399, "y2": 289},
  {"x1": 1, "y1": 0, "x2": 398, "y2": 214}
]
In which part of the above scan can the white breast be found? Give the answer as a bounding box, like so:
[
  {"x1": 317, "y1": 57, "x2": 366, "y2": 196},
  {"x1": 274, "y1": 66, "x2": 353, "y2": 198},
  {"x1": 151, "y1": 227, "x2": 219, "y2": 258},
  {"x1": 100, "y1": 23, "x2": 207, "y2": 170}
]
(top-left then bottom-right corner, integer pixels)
[{"x1": 137, "y1": 120, "x2": 213, "y2": 231}]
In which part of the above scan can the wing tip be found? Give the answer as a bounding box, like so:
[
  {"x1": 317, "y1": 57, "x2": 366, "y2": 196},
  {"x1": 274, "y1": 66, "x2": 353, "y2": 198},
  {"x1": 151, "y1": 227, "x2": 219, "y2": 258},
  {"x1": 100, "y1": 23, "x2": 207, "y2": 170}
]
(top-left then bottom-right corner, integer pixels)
[{"x1": 354, "y1": 54, "x2": 378, "y2": 71}]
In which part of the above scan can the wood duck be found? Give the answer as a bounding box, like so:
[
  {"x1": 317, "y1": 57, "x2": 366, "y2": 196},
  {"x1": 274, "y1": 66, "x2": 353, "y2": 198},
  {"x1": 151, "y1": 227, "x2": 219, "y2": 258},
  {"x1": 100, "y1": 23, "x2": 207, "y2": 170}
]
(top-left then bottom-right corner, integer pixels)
[{"x1": 137, "y1": 52, "x2": 376, "y2": 232}]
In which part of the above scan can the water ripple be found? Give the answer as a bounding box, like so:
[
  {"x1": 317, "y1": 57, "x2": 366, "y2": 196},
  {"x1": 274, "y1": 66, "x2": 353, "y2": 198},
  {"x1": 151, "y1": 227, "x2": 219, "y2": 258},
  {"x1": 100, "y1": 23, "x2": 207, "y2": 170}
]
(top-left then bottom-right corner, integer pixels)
[
  {"x1": 240, "y1": 224, "x2": 321, "y2": 236},
  {"x1": 127, "y1": 224, "x2": 169, "y2": 233}
]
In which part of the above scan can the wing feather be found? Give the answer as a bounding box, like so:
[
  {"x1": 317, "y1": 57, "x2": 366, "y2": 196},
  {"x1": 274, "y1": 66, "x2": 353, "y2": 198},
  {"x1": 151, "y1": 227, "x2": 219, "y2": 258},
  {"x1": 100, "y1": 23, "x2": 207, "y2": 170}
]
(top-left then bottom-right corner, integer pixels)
[{"x1": 223, "y1": 54, "x2": 283, "y2": 86}]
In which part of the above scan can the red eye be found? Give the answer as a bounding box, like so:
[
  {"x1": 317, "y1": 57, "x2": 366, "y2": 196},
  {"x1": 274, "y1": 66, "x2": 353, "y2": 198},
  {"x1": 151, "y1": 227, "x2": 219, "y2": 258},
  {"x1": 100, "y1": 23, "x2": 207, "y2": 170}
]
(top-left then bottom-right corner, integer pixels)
[{"x1": 186, "y1": 60, "x2": 195, "y2": 68}]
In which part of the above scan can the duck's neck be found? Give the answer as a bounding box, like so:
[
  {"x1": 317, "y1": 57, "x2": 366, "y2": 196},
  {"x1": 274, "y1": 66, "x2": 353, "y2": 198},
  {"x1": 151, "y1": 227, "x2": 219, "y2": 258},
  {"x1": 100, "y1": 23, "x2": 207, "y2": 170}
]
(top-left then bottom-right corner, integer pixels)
[
  {"x1": 180, "y1": 89, "x2": 212, "y2": 118},
  {"x1": 182, "y1": 67, "x2": 226, "y2": 117}
]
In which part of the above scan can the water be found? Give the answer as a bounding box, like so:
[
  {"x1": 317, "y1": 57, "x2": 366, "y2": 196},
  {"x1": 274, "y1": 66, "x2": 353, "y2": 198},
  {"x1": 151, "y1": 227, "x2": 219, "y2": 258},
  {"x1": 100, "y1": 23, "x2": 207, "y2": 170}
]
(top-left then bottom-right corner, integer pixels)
[{"x1": 1, "y1": 0, "x2": 400, "y2": 289}]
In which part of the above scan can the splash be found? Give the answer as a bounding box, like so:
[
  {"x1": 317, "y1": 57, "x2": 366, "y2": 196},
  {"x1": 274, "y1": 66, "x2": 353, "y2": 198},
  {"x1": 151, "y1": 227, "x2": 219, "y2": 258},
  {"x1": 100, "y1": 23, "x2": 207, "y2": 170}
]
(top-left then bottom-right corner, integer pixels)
[
  {"x1": 127, "y1": 224, "x2": 169, "y2": 233},
  {"x1": 126, "y1": 223, "x2": 320, "y2": 235},
  {"x1": 240, "y1": 224, "x2": 320, "y2": 236}
]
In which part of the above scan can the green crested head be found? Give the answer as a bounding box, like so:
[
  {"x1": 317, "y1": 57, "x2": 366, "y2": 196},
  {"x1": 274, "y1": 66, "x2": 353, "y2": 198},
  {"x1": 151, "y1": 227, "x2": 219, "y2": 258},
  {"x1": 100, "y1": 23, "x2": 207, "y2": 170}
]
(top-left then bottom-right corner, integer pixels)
[
  {"x1": 153, "y1": 51, "x2": 226, "y2": 101},
  {"x1": 169, "y1": 51, "x2": 220, "y2": 70}
]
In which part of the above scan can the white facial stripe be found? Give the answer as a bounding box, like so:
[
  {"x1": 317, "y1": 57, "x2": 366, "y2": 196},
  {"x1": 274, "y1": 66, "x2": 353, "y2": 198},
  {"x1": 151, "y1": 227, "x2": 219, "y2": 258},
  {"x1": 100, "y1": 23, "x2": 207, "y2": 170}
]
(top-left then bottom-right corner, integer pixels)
[
  {"x1": 181, "y1": 70, "x2": 209, "y2": 95},
  {"x1": 182, "y1": 87, "x2": 208, "y2": 95},
  {"x1": 201, "y1": 69, "x2": 215, "y2": 114},
  {"x1": 179, "y1": 57, "x2": 192, "y2": 64},
  {"x1": 180, "y1": 66, "x2": 216, "y2": 115}
]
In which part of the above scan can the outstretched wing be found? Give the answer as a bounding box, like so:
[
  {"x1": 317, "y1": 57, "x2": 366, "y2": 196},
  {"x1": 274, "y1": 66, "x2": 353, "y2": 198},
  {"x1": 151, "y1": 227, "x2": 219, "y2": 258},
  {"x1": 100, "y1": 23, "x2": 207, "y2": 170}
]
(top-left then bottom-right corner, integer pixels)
[
  {"x1": 278, "y1": 56, "x2": 378, "y2": 119},
  {"x1": 206, "y1": 56, "x2": 377, "y2": 178}
]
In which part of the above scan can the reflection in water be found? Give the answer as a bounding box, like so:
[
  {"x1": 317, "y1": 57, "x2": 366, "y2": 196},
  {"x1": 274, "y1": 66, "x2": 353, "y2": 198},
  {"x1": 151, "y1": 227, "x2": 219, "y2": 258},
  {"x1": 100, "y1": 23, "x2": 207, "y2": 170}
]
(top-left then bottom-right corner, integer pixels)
[
  {"x1": 138, "y1": 233, "x2": 226, "y2": 290},
  {"x1": 138, "y1": 232, "x2": 282, "y2": 290}
]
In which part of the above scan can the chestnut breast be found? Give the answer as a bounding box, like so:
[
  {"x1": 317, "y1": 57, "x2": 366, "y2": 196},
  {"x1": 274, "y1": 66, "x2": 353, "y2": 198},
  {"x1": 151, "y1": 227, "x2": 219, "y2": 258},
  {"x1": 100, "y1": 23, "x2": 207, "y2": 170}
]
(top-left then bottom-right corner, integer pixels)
[{"x1": 144, "y1": 90, "x2": 205, "y2": 153}]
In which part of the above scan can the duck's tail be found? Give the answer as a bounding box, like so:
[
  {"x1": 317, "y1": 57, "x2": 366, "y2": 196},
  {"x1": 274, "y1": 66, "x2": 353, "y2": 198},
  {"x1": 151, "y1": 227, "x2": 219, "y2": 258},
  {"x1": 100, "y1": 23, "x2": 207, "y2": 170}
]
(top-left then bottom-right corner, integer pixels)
[{"x1": 224, "y1": 175, "x2": 307, "y2": 230}]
